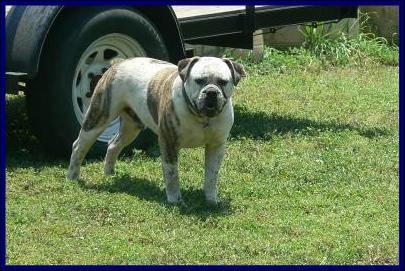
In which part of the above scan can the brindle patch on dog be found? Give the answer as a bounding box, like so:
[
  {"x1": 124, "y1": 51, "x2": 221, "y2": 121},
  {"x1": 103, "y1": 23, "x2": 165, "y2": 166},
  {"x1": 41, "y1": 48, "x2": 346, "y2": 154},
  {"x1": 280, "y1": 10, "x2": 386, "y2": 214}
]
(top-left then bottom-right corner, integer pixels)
[
  {"x1": 123, "y1": 107, "x2": 144, "y2": 129},
  {"x1": 160, "y1": 113, "x2": 178, "y2": 163},
  {"x1": 88, "y1": 74, "x2": 102, "y2": 98},
  {"x1": 146, "y1": 67, "x2": 179, "y2": 125},
  {"x1": 82, "y1": 66, "x2": 117, "y2": 131},
  {"x1": 147, "y1": 67, "x2": 181, "y2": 163}
]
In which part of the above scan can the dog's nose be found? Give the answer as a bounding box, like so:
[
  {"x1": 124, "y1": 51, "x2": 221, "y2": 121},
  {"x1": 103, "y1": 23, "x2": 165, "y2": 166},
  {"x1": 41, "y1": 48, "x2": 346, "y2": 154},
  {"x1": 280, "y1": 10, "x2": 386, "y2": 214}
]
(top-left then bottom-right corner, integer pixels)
[{"x1": 206, "y1": 89, "x2": 218, "y2": 99}]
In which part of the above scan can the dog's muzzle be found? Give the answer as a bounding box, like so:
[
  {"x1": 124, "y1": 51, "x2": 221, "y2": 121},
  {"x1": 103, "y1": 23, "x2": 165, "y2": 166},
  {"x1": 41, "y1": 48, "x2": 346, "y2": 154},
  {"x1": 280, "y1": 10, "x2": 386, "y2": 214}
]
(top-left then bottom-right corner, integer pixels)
[{"x1": 200, "y1": 84, "x2": 226, "y2": 117}]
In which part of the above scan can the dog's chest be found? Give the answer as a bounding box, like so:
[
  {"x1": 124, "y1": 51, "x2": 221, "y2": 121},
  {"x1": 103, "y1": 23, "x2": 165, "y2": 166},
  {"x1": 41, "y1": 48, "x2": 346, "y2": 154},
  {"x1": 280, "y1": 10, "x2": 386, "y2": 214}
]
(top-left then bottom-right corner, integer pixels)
[
  {"x1": 179, "y1": 123, "x2": 214, "y2": 148},
  {"x1": 177, "y1": 114, "x2": 231, "y2": 148}
]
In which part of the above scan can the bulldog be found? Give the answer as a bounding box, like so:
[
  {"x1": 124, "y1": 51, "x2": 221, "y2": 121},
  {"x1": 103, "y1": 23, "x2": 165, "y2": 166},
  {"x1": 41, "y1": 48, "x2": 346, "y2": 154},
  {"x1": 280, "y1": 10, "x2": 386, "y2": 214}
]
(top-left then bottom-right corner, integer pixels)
[{"x1": 67, "y1": 56, "x2": 245, "y2": 205}]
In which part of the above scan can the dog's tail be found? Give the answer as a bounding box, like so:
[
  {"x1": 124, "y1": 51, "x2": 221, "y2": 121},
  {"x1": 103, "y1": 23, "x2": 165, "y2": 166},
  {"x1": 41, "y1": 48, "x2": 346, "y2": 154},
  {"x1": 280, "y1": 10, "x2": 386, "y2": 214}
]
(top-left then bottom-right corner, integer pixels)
[
  {"x1": 82, "y1": 59, "x2": 124, "y2": 131},
  {"x1": 110, "y1": 58, "x2": 125, "y2": 66},
  {"x1": 87, "y1": 58, "x2": 124, "y2": 96}
]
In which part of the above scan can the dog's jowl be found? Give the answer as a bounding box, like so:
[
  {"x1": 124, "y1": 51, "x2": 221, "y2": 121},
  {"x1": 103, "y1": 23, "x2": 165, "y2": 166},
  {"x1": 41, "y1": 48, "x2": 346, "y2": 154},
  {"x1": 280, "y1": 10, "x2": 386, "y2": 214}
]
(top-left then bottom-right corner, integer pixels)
[{"x1": 67, "y1": 57, "x2": 245, "y2": 204}]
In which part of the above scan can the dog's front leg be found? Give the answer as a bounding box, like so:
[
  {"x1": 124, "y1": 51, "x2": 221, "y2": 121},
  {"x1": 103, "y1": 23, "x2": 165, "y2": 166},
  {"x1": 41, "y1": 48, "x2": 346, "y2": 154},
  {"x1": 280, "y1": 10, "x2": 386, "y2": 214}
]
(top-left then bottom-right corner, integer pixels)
[
  {"x1": 159, "y1": 137, "x2": 182, "y2": 204},
  {"x1": 204, "y1": 142, "x2": 226, "y2": 204}
]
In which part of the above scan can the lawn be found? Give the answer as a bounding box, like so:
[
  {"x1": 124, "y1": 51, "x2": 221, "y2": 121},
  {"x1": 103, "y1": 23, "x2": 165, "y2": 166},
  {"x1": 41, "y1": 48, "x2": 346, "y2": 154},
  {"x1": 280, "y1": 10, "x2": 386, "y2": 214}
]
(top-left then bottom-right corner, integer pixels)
[{"x1": 5, "y1": 52, "x2": 399, "y2": 264}]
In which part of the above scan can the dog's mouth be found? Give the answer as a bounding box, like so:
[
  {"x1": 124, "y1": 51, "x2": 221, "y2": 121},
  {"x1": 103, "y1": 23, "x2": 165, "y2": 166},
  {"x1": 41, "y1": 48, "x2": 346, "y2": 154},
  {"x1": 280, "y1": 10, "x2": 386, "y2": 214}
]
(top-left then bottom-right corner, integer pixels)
[
  {"x1": 196, "y1": 85, "x2": 227, "y2": 118},
  {"x1": 201, "y1": 99, "x2": 222, "y2": 117},
  {"x1": 204, "y1": 99, "x2": 218, "y2": 110},
  {"x1": 202, "y1": 108, "x2": 218, "y2": 118},
  {"x1": 205, "y1": 104, "x2": 216, "y2": 110}
]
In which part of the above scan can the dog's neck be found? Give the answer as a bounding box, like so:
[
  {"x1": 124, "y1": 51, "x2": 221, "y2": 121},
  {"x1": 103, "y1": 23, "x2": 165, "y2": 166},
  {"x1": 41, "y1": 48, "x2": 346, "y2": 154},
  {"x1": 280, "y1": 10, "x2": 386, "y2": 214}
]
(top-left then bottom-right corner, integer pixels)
[{"x1": 181, "y1": 86, "x2": 210, "y2": 127}]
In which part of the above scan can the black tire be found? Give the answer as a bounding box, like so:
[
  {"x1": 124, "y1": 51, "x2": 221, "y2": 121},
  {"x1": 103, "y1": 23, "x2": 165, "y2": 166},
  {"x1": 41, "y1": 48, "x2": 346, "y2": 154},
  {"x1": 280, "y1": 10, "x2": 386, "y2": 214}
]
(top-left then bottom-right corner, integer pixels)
[{"x1": 26, "y1": 7, "x2": 168, "y2": 158}]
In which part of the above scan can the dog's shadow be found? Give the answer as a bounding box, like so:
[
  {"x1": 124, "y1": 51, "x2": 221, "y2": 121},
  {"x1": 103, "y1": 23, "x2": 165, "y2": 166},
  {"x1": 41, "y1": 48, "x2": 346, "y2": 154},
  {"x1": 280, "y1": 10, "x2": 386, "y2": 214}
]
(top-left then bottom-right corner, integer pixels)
[
  {"x1": 76, "y1": 173, "x2": 233, "y2": 220},
  {"x1": 231, "y1": 104, "x2": 391, "y2": 139}
]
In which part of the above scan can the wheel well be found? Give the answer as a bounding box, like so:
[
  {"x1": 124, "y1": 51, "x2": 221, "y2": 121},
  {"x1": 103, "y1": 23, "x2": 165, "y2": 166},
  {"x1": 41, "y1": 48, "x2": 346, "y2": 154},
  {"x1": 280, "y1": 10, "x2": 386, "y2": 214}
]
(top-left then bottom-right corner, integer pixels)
[
  {"x1": 133, "y1": 6, "x2": 186, "y2": 63},
  {"x1": 38, "y1": 6, "x2": 185, "y2": 76}
]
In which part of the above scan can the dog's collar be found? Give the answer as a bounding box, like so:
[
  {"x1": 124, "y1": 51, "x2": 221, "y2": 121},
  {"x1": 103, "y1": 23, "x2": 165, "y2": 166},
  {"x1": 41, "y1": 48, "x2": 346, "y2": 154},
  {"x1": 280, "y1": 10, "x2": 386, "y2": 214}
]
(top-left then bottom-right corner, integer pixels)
[
  {"x1": 182, "y1": 86, "x2": 202, "y2": 118},
  {"x1": 182, "y1": 86, "x2": 211, "y2": 127}
]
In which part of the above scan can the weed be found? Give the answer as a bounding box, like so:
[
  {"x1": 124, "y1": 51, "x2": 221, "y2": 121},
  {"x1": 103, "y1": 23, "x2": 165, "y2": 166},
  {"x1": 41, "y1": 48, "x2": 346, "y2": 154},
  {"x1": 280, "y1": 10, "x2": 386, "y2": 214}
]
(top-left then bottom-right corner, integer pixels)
[{"x1": 225, "y1": 12, "x2": 398, "y2": 76}]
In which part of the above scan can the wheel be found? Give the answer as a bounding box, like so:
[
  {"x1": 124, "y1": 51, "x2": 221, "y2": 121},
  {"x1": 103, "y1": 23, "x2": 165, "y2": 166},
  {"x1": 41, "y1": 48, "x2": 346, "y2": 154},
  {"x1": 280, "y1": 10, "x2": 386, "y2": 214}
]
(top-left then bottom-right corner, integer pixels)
[{"x1": 26, "y1": 7, "x2": 168, "y2": 157}]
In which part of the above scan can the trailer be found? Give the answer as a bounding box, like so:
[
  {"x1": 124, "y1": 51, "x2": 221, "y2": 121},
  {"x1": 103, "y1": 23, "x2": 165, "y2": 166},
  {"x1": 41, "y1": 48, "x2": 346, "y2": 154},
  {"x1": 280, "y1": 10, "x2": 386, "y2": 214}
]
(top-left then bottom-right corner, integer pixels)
[{"x1": 5, "y1": 5, "x2": 358, "y2": 157}]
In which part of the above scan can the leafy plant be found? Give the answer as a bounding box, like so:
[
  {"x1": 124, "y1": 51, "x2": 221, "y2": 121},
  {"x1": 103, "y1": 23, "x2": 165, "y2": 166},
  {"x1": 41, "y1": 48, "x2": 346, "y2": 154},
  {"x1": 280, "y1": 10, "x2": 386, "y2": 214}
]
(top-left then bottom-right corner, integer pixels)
[
  {"x1": 224, "y1": 12, "x2": 398, "y2": 76},
  {"x1": 298, "y1": 12, "x2": 398, "y2": 66}
]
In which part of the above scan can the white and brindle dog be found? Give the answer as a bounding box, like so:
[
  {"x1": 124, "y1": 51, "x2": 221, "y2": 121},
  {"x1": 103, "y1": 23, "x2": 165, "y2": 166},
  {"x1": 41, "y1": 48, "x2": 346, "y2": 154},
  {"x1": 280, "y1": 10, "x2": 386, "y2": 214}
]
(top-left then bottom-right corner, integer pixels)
[{"x1": 67, "y1": 56, "x2": 245, "y2": 205}]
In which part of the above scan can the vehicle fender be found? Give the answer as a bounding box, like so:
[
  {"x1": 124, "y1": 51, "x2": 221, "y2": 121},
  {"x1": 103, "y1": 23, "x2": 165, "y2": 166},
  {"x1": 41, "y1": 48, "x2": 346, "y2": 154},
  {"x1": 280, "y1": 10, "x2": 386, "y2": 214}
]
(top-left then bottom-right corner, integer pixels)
[
  {"x1": 6, "y1": 6, "x2": 63, "y2": 78},
  {"x1": 6, "y1": 6, "x2": 185, "y2": 80}
]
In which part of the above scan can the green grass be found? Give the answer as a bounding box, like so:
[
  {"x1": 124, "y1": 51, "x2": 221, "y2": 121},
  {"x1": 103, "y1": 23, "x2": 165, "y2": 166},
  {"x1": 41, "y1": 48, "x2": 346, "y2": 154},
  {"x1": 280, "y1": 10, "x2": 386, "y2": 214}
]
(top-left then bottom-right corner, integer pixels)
[{"x1": 6, "y1": 49, "x2": 399, "y2": 264}]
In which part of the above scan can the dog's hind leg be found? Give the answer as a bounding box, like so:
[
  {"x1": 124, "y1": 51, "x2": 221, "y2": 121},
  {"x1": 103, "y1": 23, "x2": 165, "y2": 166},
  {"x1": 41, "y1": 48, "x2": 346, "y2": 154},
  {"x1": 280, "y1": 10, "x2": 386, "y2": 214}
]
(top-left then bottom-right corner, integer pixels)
[
  {"x1": 104, "y1": 107, "x2": 144, "y2": 175},
  {"x1": 67, "y1": 95, "x2": 116, "y2": 180},
  {"x1": 67, "y1": 66, "x2": 122, "y2": 180},
  {"x1": 66, "y1": 124, "x2": 108, "y2": 180}
]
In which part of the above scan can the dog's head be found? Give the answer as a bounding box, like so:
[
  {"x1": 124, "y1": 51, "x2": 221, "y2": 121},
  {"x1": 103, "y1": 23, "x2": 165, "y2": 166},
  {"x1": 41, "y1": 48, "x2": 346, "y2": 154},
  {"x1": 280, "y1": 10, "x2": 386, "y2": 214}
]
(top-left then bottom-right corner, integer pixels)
[{"x1": 178, "y1": 57, "x2": 245, "y2": 118}]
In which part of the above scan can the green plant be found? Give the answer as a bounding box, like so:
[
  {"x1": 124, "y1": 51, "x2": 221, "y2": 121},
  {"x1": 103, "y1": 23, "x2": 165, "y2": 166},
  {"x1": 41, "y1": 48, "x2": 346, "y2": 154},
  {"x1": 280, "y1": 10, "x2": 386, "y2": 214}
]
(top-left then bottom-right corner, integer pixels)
[
  {"x1": 297, "y1": 12, "x2": 399, "y2": 66},
  {"x1": 224, "y1": 14, "x2": 398, "y2": 77}
]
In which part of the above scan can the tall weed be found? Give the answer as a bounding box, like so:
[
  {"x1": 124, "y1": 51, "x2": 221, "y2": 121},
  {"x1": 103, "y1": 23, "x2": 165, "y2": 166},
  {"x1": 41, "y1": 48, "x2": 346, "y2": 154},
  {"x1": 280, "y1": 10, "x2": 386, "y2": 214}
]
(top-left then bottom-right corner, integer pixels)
[{"x1": 224, "y1": 12, "x2": 398, "y2": 76}]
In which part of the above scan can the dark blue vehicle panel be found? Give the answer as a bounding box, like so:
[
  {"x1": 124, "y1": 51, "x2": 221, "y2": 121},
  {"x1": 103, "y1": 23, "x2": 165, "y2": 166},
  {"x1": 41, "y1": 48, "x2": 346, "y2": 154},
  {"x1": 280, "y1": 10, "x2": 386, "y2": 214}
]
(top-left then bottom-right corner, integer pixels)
[
  {"x1": 6, "y1": 6, "x2": 62, "y2": 77},
  {"x1": 6, "y1": 5, "x2": 185, "y2": 82}
]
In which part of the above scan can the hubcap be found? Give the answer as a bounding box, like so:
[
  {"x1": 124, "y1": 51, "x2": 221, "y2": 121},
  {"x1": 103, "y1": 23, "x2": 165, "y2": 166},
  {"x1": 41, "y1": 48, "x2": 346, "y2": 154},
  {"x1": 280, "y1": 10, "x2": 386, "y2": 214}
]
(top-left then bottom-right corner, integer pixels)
[{"x1": 72, "y1": 33, "x2": 146, "y2": 142}]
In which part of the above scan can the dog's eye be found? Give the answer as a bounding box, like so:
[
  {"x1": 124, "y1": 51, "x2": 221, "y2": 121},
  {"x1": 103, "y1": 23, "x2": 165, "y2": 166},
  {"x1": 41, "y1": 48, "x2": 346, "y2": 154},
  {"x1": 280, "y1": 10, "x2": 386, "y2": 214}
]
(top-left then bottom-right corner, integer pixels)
[
  {"x1": 218, "y1": 79, "x2": 228, "y2": 86},
  {"x1": 195, "y1": 78, "x2": 205, "y2": 85}
]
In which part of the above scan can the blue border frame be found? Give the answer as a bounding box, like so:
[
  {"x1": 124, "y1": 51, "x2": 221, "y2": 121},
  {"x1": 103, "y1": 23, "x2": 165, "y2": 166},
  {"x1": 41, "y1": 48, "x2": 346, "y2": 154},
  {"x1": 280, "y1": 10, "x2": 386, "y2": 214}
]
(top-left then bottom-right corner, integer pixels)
[
  {"x1": 1, "y1": 1, "x2": 6, "y2": 270},
  {"x1": 2, "y1": 0, "x2": 404, "y2": 6},
  {"x1": 2, "y1": 0, "x2": 403, "y2": 270},
  {"x1": 398, "y1": 1, "x2": 404, "y2": 270},
  {"x1": 1, "y1": 265, "x2": 403, "y2": 270}
]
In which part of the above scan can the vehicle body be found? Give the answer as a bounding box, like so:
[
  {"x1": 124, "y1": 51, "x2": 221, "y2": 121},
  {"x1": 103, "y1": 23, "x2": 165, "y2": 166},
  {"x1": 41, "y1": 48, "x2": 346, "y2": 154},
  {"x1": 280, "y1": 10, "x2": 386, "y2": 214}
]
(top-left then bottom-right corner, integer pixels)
[{"x1": 5, "y1": 5, "x2": 358, "y2": 157}]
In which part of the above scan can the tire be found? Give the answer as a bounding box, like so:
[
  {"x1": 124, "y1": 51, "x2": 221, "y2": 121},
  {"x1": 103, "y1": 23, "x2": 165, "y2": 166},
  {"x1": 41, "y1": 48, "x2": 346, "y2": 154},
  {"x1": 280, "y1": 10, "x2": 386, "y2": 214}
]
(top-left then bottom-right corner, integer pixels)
[{"x1": 26, "y1": 7, "x2": 168, "y2": 158}]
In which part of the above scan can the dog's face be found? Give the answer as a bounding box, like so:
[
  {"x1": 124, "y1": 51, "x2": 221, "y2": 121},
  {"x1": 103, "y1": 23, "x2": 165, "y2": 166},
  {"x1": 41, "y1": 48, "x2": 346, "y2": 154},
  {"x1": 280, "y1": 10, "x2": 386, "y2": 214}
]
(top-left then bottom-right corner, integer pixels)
[{"x1": 178, "y1": 57, "x2": 245, "y2": 118}]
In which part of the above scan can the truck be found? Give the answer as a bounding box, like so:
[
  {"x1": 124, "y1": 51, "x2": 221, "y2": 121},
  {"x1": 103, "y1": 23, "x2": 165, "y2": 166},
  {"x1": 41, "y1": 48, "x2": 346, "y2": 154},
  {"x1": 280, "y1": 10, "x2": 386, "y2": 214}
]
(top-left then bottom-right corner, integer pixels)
[{"x1": 5, "y1": 5, "x2": 358, "y2": 157}]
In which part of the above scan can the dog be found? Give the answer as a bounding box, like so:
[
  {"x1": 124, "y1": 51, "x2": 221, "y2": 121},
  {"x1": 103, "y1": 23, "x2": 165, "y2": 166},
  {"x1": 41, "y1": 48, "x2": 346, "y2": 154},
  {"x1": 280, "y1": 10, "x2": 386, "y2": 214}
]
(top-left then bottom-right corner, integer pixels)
[{"x1": 67, "y1": 56, "x2": 245, "y2": 205}]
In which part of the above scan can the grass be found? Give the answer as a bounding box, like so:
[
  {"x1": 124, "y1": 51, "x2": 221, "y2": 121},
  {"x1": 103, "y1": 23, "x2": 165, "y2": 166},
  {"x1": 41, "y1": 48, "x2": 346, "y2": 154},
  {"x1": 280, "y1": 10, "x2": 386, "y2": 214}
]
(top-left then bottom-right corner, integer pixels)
[{"x1": 6, "y1": 38, "x2": 399, "y2": 264}]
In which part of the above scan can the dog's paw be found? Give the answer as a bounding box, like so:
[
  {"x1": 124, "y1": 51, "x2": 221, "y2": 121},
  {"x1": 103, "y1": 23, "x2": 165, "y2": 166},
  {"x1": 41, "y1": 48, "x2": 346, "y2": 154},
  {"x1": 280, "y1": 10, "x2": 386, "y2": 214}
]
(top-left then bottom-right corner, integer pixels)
[
  {"x1": 206, "y1": 198, "x2": 220, "y2": 207},
  {"x1": 204, "y1": 193, "x2": 219, "y2": 206},
  {"x1": 66, "y1": 170, "x2": 79, "y2": 181},
  {"x1": 167, "y1": 197, "x2": 187, "y2": 208},
  {"x1": 104, "y1": 167, "x2": 115, "y2": 176},
  {"x1": 178, "y1": 198, "x2": 188, "y2": 208}
]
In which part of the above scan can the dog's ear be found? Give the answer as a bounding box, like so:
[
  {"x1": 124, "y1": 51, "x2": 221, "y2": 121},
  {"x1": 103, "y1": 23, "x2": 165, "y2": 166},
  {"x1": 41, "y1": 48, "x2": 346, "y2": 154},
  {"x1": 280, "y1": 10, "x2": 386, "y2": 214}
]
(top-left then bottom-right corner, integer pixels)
[
  {"x1": 223, "y1": 58, "x2": 246, "y2": 86},
  {"x1": 178, "y1": 57, "x2": 200, "y2": 82}
]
